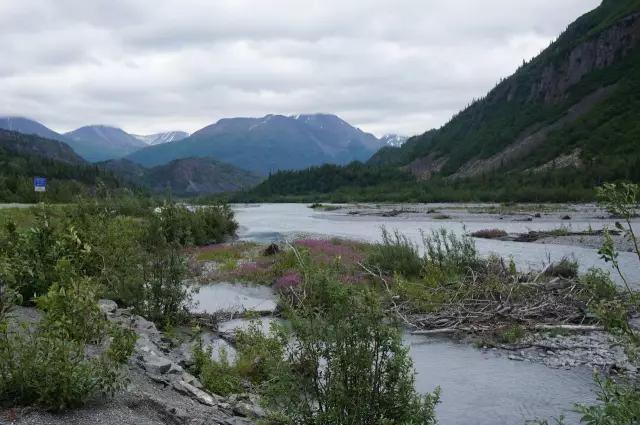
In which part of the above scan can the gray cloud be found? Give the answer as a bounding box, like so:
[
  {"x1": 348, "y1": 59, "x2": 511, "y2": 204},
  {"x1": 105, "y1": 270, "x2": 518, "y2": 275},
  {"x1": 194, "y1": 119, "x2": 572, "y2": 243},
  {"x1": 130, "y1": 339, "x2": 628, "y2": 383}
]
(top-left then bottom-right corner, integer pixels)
[{"x1": 0, "y1": 0, "x2": 601, "y2": 136}]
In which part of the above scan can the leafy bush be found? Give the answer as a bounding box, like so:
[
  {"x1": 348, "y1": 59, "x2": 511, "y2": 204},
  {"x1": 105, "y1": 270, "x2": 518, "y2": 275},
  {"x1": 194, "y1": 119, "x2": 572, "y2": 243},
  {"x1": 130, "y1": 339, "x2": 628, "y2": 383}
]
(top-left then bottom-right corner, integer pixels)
[
  {"x1": 192, "y1": 321, "x2": 287, "y2": 396},
  {"x1": 0, "y1": 327, "x2": 125, "y2": 411},
  {"x1": 37, "y1": 263, "x2": 107, "y2": 343},
  {"x1": 263, "y1": 272, "x2": 440, "y2": 424},
  {"x1": 422, "y1": 228, "x2": 479, "y2": 275},
  {"x1": 234, "y1": 321, "x2": 288, "y2": 384},
  {"x1": 0, "y1": 268, "x2": 131, "y2": 411},
  {"x1": 366, "y1": 227, "x2": 423, "y2": 277},
  {"x1": 106, "y1": 325, "x2": 137, "y2": 364},
  {"x1": 581, "y1": 269, "x2": 619, "y2": 303},
  {"x1": 192, "y1": 341, "x2": 242, "y2": 396},
  {"x1": 575, "y1": 376, "x2": 640, "y2": 425},
  {"x1": 155, "y1": 202, "x2": 237, "y2": 247}
]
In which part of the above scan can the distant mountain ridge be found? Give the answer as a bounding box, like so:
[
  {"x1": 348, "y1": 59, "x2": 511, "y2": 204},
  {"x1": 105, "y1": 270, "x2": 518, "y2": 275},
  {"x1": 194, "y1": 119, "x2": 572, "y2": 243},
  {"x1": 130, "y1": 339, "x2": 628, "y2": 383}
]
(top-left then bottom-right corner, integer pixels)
[
  {"x1": 133, "y1": 131, "x2": 189, "y2": 146},
  {"x1": 0, "y1": 115, "x2": 390, "y2": 171},
  {"x1": 126, "y1": 113, "x2": 385, "y2": 174},
  {"x1": 64, "y1": 125, "x2": 147, "y2": 161},
  {"x1": 0, "y1": 117, "x2": 64, "y2": 142},
  {"x1": 100, "y1": 157, "x2": 261, "y2": 195},
  {"x1": 0, "y1": 129, "x2": 85, "y2": 165}
]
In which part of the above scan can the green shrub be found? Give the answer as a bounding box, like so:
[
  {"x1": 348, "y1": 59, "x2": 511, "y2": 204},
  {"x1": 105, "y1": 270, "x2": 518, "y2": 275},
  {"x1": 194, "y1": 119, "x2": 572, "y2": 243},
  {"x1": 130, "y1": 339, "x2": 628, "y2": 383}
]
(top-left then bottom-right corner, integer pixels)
[
  {"x1": 192, "y1": 341, "x2": 242, "y2": 396},
  {"x1": 36, "y1": 261, "x2": 106, "y2": 343},
  {"x1": 106, "y1": 325, "x2": 137, "y2": 364},
  {"x1": 575, "y1": 376, "x2": 640, "y2": 425},
  {"x1": 0, "y1": 271, "x2": 131, "y2": 411},
  {"x1": 155, "y1": 202, "x2": 237, "y2": 247},
  {"x1": 264, "y1": 272, "x2": 440, "y2": 424},
  {"x1": 422, "y1": 228, "x2": 479, "y2": 275},
  {"x1": 497, "y1": 325, "x2": 526, "y2": 344},
  {"x1": 0, "y1": 326, "x2": 125, "y2": 411},
  {"x1": 235, "y1": 321, "x2": 288, "y2": 384},
  {"x1": 581, "y1": 269, "x2": 619, "y2": 302},
  {"x1": 191, "y1": 321, "x2": 287, "y2": 396},
  {"x1": 366, "y1": 227, "x2": 423, "y2": 277}
]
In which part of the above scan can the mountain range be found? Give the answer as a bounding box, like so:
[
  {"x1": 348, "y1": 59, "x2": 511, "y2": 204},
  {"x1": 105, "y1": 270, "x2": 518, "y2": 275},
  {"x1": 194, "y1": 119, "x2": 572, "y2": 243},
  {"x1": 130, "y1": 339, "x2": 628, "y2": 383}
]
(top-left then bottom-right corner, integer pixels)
[
  {"x1": 0, "y1": 118, "x2": 184, "y2": 162},
  {"x1": 0, "y1": 114, "x2": 398, "y2": 175},
  {"x1": 4, "y1": 1, "x2": 639, "y2": 202},
  {"x1": 126, "y1": 113, "x2": 384, "y2": 175},
  {"x1": 0, "y1": 127, "x2": 261, "y2": 200}
]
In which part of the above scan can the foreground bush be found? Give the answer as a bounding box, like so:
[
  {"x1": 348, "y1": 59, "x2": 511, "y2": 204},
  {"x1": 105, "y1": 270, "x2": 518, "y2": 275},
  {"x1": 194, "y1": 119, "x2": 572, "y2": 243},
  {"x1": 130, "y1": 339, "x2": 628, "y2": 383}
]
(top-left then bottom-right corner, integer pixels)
[
  {"x1": 192, "y1": 321, "x2": 288, "y2": 396},
  {"x1": 0, "y1": 198, "x2": 239, "y2": 328},
  {"x1": 265, "y1": 272, "x2": 440, "y2": 425},
  {"x1": 0, "y1": 327, "x2": 124, "y2": 411},
  {"x1": 0, "y1": 272, "x2": 134, "y2": 411}
]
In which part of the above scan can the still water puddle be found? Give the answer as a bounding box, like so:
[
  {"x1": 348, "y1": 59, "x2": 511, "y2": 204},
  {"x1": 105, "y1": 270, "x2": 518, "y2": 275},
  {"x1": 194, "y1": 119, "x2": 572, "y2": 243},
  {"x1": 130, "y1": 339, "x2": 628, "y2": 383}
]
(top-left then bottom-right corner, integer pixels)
[{"x1": 191, "y1": 282, "x2": 278, "y2": 314}]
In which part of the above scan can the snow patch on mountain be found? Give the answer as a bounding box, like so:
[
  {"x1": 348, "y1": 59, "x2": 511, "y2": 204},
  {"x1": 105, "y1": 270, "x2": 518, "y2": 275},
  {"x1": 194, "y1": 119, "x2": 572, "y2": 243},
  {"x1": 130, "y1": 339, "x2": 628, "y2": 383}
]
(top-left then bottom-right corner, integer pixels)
[
  {"x1": 379, "y1": 134, "x2": 408, "y2": 147},
  {"x1": 134, "y1": 131, "x2": 189, "y2": 146}
]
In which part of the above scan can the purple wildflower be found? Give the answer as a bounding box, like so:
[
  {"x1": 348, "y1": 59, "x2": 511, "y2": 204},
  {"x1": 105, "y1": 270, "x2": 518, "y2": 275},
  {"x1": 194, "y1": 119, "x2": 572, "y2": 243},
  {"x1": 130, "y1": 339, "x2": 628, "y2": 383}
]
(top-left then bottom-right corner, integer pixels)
[{"x1": 274, "y1": 271, "x2": 303, "y2": 289}]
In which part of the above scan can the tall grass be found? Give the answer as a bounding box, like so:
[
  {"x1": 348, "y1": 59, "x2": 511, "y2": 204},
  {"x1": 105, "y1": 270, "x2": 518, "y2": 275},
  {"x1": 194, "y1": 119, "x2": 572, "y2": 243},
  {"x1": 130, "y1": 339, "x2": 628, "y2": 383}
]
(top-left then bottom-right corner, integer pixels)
[{"x1": 366, "y1": 227, "x2": 423, "y2": 277}]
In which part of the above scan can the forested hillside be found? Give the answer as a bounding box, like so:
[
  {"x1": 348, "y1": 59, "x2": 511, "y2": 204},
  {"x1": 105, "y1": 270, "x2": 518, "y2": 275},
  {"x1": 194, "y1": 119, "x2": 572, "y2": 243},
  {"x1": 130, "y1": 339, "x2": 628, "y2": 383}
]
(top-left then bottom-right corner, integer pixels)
[{"x1": 0, "y1": 130, "x2": 124, "y2": 202}]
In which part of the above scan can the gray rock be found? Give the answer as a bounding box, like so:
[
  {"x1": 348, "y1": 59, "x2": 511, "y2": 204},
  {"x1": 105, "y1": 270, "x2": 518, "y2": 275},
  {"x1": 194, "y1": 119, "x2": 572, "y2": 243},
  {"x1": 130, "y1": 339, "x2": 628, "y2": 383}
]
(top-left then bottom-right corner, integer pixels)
[
  {"x1": 98, "y1": 299, "x2": 118, "y2": 314},
  {"x1": 173, "y1": 380, "x2": 218, "y2": 407},
  {"x1": 181, "y1": 372, "x2": 204, "y2": 389},
  {"x1": 233, "y1": 402, "x2": 266, "y2": 418},
  {"x1": 141, "y1": 354, "x2": 172, "y2": 375}
]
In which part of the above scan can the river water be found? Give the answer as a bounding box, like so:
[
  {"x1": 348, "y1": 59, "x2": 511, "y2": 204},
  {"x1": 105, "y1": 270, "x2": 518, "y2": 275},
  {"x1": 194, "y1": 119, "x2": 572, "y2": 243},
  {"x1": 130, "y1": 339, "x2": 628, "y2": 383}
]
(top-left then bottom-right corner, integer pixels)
[
  {"x1": 233, "y1": 203, "x2": 640, "y2": 286},
  {"x1": 195, "y1": 203, "x2": 633, "y2": 424}
]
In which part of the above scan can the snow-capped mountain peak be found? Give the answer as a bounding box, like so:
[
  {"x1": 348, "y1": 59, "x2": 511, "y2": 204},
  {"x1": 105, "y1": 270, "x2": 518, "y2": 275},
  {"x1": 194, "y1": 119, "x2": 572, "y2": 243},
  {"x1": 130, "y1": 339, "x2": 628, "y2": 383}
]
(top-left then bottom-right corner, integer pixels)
[
  {"x1": 133, "y1": 131, "x2": 189, "y2": 146},
  {"x1": 379, "y1": 134, "x2": 408, "y2": 147}
]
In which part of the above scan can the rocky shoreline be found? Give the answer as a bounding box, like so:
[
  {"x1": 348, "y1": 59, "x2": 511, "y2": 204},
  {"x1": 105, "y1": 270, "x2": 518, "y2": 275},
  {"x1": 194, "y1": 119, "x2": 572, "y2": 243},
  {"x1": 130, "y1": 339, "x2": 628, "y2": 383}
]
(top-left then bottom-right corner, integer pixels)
[{"x1": 1, "y1": 301, "x2": 264, "y2": 425}]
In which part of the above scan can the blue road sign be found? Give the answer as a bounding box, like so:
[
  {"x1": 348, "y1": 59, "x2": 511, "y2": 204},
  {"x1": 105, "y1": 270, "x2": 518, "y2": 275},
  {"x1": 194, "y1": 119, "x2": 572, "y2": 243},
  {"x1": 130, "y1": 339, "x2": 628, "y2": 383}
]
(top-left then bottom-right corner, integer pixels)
[{"x1": 34, "y1": 177, "x2": 47, "y2": 192}]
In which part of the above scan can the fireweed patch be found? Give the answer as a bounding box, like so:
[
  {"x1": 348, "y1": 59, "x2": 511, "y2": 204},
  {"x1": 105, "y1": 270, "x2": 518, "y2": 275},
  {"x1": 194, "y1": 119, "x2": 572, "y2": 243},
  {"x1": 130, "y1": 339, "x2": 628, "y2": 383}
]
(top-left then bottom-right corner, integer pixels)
[
  {"x1": 274, "y1": 271, "x2": 303, "y2": 289},
  {"x1": 294, "y1": 239, "x2": 365, "y2": 264}
]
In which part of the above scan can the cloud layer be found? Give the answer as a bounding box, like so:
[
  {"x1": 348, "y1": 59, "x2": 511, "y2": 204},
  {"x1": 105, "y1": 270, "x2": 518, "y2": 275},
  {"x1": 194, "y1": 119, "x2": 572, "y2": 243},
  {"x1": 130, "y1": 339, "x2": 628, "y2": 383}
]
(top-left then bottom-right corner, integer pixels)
[{"x1": 0, "y1": 0, "x2": 601, "y2": 136}]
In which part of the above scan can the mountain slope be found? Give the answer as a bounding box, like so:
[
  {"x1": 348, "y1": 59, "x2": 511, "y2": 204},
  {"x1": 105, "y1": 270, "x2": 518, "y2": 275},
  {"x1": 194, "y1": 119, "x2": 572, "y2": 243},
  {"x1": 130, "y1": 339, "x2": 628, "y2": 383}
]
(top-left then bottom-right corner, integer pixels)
[
  {"x1": 126, "y1": 114, "x2": 383, "y2": 174},
  {"x1": 0, "y1": 129, "x2": 84, "y2": 165},
  {"x1": 370, "y1": 0, "x2": 640, "y2": 187},
  {"x1": 0, "y1": 130, "x2": 123, "y2": 202},
  {"x1": 65, "y1": 125, "x2": 147, "y2": 162},
  {"x1": 133, "y1": 131, "x2": 189, "y2": 146},
  {"x1": 100, "y1": 157, "x2": 262, "y2": 196},
  {"x1": 0, "y1": 117, "x2": 66, "y2": 142}
]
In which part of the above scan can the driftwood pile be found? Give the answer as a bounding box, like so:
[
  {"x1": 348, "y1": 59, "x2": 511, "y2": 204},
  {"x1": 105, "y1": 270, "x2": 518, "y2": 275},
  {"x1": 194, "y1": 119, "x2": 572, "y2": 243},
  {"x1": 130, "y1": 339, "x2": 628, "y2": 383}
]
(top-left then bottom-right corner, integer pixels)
[
  {"x1": 405, "y1": 277, "x2": 597, "y2": 334},
  {"x1": 358, "y1": 258, "x2": 603, "y2": 334}
]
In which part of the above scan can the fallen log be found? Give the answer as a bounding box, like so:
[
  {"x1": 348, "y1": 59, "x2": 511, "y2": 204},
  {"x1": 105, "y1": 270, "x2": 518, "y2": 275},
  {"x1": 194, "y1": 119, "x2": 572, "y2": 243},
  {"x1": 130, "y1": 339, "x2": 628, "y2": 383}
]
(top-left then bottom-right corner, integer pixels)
[
  {"x1": 532, "y1": 324, "x2": 604, "y2": 332},
  {"x1": 411, "y1": 324, "x2": 603, "y2": 336}
]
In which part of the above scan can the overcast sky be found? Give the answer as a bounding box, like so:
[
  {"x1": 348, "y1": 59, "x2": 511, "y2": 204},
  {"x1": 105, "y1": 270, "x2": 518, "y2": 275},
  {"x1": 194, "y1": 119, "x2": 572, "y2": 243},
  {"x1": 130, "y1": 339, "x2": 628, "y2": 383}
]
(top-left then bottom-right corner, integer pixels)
[{"x1": 0, "y1": 0, "x2": 601, "y2": 137}]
